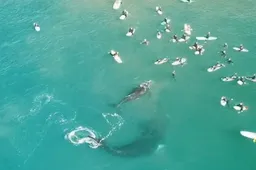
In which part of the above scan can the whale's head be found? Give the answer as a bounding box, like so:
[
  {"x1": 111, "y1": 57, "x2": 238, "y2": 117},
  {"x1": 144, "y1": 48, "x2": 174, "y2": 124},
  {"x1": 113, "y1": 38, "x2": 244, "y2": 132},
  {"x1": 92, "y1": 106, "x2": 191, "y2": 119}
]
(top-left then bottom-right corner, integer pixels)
[{"x1": 140, "y1": 80, "x2": 152, "y2": 89}]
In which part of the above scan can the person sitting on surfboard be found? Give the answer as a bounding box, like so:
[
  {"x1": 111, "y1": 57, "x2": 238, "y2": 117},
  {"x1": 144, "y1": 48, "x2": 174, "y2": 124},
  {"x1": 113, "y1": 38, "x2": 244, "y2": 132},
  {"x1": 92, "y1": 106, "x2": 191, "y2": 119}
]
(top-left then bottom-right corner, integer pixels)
[
  {"x1": 122, "y1": 10, "x2": 128, "y2": 18},
  {"x1": 197, "y1": 47, "x2": 203, "y2": 55},
  {"x1": 227, "y1": 58, "x2": 233, "y2": 64},
  {"x1": 181, "y1": 34, "x2": 187, "y2": 41},
  {"x1": 193, "y1": 42, "x2": 199, "y2": 50},
  {"x1": 165, "y1": 24, "x2": 171, "y2": 32},
  {"x1": 237, "y1": 103, "x2": 245, "y2": 111},
  {"x1": 239, "y1": 44, "x2": 244, "y2": 51},
  {"x1": 173, "y1": 34, "x2": 179, "y2": 42},
  {"x1": 205, "y1": 32, "x2": 211, "y2": 39},
  {"x1": 128, "y1": 27, "x2": 135, "y2": 35},
  {"x1": 223, "y1": 43, "x2": 228, "y2": 49},
  {"x1": 156, "y1": 6, "x2": 162, "y2": 13},
  {"x1": 141, "y1": 39, "x2": 149, "y2": 45}
]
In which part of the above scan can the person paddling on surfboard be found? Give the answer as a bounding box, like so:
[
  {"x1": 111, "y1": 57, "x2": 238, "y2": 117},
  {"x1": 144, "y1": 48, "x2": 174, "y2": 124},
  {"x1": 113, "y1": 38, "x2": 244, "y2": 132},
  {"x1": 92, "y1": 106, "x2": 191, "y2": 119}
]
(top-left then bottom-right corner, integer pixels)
[
  {"x1": 239, "y1": 44, "x2": 244, "y2": 51},
  {"x1": 173, "y1": 34, "x2": 179, "y2": 42},
  {"x1": 181, "y1": 34, "x2": 188, "y2": 42},
  {"x1": 121, "y1": 10, "x2": 128, "y2": 18},
  {"x1": 140, "y1": 39, "x2": 149, "y2": 45},
  {"x1": 237, "y1": 103, "x2": 245, "y2": 112}
]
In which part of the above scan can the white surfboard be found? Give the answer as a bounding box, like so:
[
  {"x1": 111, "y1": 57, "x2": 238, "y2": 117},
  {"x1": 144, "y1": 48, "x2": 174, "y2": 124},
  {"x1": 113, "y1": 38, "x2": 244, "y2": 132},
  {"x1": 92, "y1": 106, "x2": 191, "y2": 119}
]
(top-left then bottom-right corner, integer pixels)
[
  {"x1": 221, "y1": 76, "x2": 236, "y2": 82},
  {"x1": 233, "y1": 47, "x2": 249, "y2": 52},
  {"x1": 240, "y1": 131, "x2": 256, "y2": 140},
  {"x1": 220, "y1": 96, "x2": 227, "y2": 106},
  {"x1": 113, "y1": 0, "x2": 122, "y2": 9},
  {"x1": 154, "y1": 58, "x2": 169, "y2": 65},
  {"x1": 165, "y1": 28, "x2": 171, "y2": 33},
  {"x1": 237, "y1": 79, "x2": 245, "y2": 86},
  {"x1": 126, "y1": 29, "x2": 135, "y2": 37},
  {"x1": 194, "y1": 49, "x2": 205, "y2": 55},
  {"x1": 196, "y1": 36, "x2": 217, "y2": 41},
  {"x1": 233, "y1": 105, "x2": 248, "y2": 111},
  {"x1": 157, "y1": 33, "x2": 162, "y2": 39},
  {"x1": 172, "y1": 58, "x2": 187, "y2": 66},
  {"x1": 156, "y1": 7, "x2": 163, "y2": 15},
  {"x1": 113, "y1": 55, "x2": 122, "y2": 63},
  {"x1": 180, "y1": 0, "x2": 194, "y2": 3},
  {"x1": 207, "y1": 64, "x2": 224, "y2": 72},
  {"x1": 245, "y1": 77, "x2": 256, "y2": 82},
  {"x1": 33, "y1": 23, "x2": 40, "y2": 32},
  {"x1": 120, "y1": 15, "x2": 126, "y2": 20},
  {"x1": 184, "y1": 24, "x2": 192, "y2": 35}
]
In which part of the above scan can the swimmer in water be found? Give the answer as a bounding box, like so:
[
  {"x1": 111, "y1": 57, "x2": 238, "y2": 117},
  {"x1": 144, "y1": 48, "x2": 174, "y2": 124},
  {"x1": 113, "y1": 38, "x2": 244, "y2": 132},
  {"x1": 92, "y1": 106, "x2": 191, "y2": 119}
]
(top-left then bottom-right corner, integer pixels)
[
  {"x1": 172, "y1": 70, "x2": 176, "y2": 79},
  {"x1": 220, "y1": 50, "x2": 227, "y2": 57},
  {"x1": 223, "y1": 43, "x2": 228, "y2": 49},
  {"x1": 227, "y1": 58, "x2": 233, "y2": 64},
  {"x1": 140, "y1": 39, "x2": 149, "y2": 45}
]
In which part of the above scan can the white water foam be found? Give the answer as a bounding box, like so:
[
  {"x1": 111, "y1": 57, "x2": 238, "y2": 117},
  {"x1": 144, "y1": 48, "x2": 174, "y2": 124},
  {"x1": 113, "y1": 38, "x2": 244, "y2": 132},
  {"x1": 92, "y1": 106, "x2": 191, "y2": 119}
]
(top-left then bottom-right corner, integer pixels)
[{"x1": 65, "y1": 112, "x2": 124, "y2": 148}]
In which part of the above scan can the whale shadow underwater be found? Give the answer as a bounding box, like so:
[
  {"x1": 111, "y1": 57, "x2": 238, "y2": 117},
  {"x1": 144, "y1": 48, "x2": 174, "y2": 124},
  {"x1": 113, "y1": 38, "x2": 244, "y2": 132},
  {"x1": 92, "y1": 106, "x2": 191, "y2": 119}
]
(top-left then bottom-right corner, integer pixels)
[{"x1": 91, "y1": 112, "x2": 169, "y2": 157}]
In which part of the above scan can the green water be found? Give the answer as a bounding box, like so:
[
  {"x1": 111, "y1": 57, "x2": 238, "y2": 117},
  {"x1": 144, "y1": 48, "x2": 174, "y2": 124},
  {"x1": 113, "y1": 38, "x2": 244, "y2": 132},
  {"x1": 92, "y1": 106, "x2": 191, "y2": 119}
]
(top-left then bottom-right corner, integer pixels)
[{"x1": 0, "y1": 0, "x2": 256, "y2": 169}]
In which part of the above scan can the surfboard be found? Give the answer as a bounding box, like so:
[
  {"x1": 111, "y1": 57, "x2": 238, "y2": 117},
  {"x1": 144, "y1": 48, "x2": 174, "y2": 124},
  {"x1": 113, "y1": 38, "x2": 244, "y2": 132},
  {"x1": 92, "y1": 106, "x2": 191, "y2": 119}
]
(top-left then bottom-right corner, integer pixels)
[
  {"x1": 172, "y1": 58, "x2": 187, "y2": 66},
  {"x1": 245, "y1": 77, "x2": 256, "y2": 82},
  {"x1": 165, "y1": 28, "x2": 171, "y2": 33},
  {"x1": 207, "y1": 64, "x2": 224, "y2": 72},
  {"x1": 220, "y1": 97, "x2": 227, "y2": 106},
  {"x1": 221, "y1": 76, "x2": 236, "y2": 82},
  {"x1": 156, "y1": 7, "x2": 163, "y2": 15},
  {"x1": 233, "y1": 47, "x2": 249, "y2": 52},
  {"x1": 240, "y1": 131, "x2": 256, "y2": 140},
  {"x1": 180, "y1": 0, "x2": 194, "y2": 3},
  {"x1": 126, "y1": 29, "x2": 135, "y2": 37},
  {"x1": 237, "y1": 79, "x2": 245, "y2": 85},
  {"x1": 120, "y1": 15, "x2": 126, "y2": 20},
  {"x1": 233, "y1": 105, "x2": 248, "y2": 111},
  {"x1": 184, "y1": 24, "x2": 192, "y2": 35},
  {"x1": 154, "y1": 58, "x2": 169, "y2": 65},
  {"x1": 113, "y1": 0, "x2": 122, "y2": 9},
  {"x1": 113, "y1": 54, "x2": 123, "y2": 63},
  {"x1": 33, "y1": 23, "x2": 40, "y2": 32},
  {"x1": 196, "y1": 36, "x2": 217, "y2": 41}
]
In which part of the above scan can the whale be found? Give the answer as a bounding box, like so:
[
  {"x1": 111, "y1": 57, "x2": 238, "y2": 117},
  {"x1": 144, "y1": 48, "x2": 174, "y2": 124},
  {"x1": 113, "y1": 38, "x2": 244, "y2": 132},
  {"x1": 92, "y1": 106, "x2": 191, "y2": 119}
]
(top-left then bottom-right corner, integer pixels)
[
  {"x1": 114, "y1": 80, "x2": 153, "y2": 108},
  {"x1": 88, "y1": 115, "x2": 169, "y2": 157}
]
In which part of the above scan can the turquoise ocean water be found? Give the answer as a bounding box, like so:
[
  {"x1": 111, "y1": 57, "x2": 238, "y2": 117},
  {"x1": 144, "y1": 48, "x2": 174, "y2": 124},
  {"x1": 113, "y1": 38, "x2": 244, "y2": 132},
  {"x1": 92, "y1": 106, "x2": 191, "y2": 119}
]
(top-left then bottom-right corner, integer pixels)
[{"x1": 1, "y1": 0, "x2": 256, "y2": 169}]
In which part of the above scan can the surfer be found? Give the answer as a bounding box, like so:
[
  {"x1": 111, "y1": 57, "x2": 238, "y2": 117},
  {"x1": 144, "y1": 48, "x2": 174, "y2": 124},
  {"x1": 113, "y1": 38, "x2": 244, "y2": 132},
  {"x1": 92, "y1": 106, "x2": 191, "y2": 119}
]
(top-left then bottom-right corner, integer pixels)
[
  {"x1": 220, "y1": 50, "x2": 227, "y2": 57},
  {"x1": 163, "y1": 18, "x2": 170, "y2": 24},
  {"x1": 223, "y1": 43, "x2": 228, "y2": 49},
  {"x1": 205, "y1": 32, "x2": 211, "y2": 39},
  {"x1": 156, "y1": 6, "x2": 162, "y2": 14},
  {"x1": 197, "y1": 47, "x2": 204, "y2": 55},
  {"x1": 239, "y1": 44, "x2": 244, "y2": 51},
  {"x1": 227, "y1": 58, "x2": 233, "y2": 64},
  {"x1": 238, "y1": 76, "x2": 246, "y2": 85},
  {"x1": 181, "y1": 34, "x2": 188, "y2": 42},
  {"x1": 193, "y1": 42, "x2": 199, "y2": 50},
  {"x1": 237, "y1": 103, "x2": 245, "y2": 112},
  {"x1": 141, "y1": 39, "x2": 149, "y2": 45},
  {"x1": 248, "y1": 74, "x2": 256, "y2": 80},
  {"x1": 172, "y1": 70, "x2": 176, "y2": 79},
  {"x1": 173, "y1": 34, "x2": 179, "y2": 42},
  {"x1": 122, "y1": 10, "x2": 128, "y2": 18},
  {"x1": 165, "y1": 24, "x2": 171, "y2": 32}
]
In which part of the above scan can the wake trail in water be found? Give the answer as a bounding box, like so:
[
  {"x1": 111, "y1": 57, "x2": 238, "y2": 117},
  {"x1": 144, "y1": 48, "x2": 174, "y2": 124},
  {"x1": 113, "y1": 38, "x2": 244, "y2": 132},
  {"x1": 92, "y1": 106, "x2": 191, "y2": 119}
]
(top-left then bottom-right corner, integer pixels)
[{"x1": 65, "y1": 112, "x2": 124, "y2": 148}]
